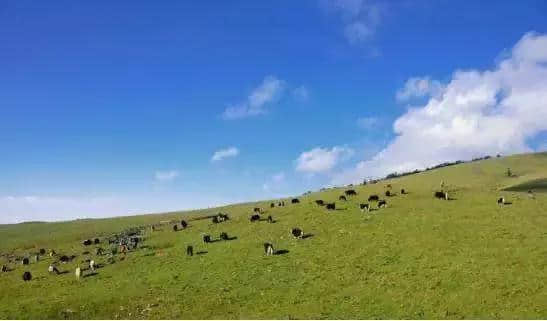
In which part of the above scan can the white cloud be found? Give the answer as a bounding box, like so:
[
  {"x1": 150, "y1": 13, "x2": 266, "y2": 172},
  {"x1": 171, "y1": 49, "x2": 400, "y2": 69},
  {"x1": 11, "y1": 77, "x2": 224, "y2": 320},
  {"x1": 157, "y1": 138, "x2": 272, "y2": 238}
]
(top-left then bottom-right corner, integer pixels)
[
  {"x1": 211, "y1": 147, "x2": 239, "y2": 162},
  {"x1": 333, "y1": 32, "x2": 547, "y2": 184},
  {"x1": 292, "y1": 85, "x2": 310, "y2": 102},
  {"x1": 296, "y1": 146, "x2": 354, "y2": 173},
  {"x1": 357, "y1": 116, "x2": 378, "y2": 128},
  {"x1": 396, "y1": 76, "x2": 444, "y2": 101},
  {"x1": 154, "y1": 170, "x2": 180, "y2": 182},
  {"x1": 222, "y1": 76, "x2": 285, "y2": 120},
  {"x1": 323, "y1": 0, "x2": 382, "y2": 45}
]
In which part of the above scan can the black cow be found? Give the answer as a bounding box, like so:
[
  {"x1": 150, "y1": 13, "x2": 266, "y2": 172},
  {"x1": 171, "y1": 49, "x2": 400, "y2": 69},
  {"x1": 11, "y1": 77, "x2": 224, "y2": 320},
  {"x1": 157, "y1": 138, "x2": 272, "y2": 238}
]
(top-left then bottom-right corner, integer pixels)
[
  {"x1": 368, "y1": 195, "x2": 379, "y2": 202},
  {"x1": 250, "y1": 214, "x2": 260, "y2": 222},
  {"x1": 186, "y1": 245, "x2": 193, "y2": 256},
  {"x1": 253, "y1": 207, "x2": 262, "y2": 213},
  {"x1": 203, "y1": 235, "x2": 211, "y2": 243},
  {"x1": 82, "y1": 239, "x2": 92, "y2": 246},
  {"x1": 264, "y1": 243, "x2": 274, "y2": 256},
  {"x1": 434, "y1": 191, "x2": 448, "y2": 200},
  {"x1": 339, "y1": 195, "x2": 347, "y2": 201},
  {"x1": 212, "y1": 216, "x2": 219, "y2": 224},
  {"x1": 270, "y1": 203, "x2": 275, "y2": 208},
  {"x1": 22, "y1": 271, "x2": 32, "y2": 282},
  {"x1": 315, "y1": 200, "x2": 324, "y2": 206},
  {"x1": 385, "y1": 190, "x2": 392, "y2": 197},
  {"x1": 94, "y1": 238, "x2": 100, "y2": 244},
  {"x1": 401, "y1": 189, "x2": 406, "y2": 194},
  {"x1": 181, "y1": 220, "x2": 188, "y2": 228},
  {"x1": 291, "y1": 198, "x2": 300, "y2": 204},
  {"x1": 21, "y1": 258, "x2": 29, "y2": 265},
  {"x1": 497, "y1": 197, "x2": 505, "y2": 205},
  {"x1": 267, "y1": 215, "x2": 274, "y2": 223},
  {"x1": 173, "y1": 225, "x2": 178, "y2": 232},
  {"x1": 39, "y1": 248, "x2": 46, "y2": 255},
  {"x1": 326, "y1": 203, "x2": 336, "y2": 210},
  {"x1": 60, "y1": 255, "x2": 70, "y2": 263},
  {"x1": 278, "y1": 202, "x2": 282, "y2": 206},
  {"x1": 1, "y1": 265, "x2": 7, "y2": 272},
  {"x1": 378, "y1": 200, "x2": 387, "y2": 208},
  {"x1": 345, "y1": 190, "x2": 357, "y2": 196},
  {"x1": 220, "y1": 232, "x2": 229, "y2": 240},
  {"x1": 359, "y1": 203, "x2": 370, "y2": 212},
  {"x1": 291, "y1": 228, "x2": 304, "y2": 239}
]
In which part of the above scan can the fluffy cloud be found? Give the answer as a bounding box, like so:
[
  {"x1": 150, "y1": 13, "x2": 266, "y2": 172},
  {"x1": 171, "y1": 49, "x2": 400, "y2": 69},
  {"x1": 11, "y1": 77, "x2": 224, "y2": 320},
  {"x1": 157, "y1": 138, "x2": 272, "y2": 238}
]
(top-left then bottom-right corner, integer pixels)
[
  {"x1": 323, "y1": 0, "x2": 382, "y2": 45},
  {"x1": 333, "y1": 32, "x2": 547, "y2": 184},
  {"x1": 222, "y1": 76, "x2": 285, "y2": 120},
  {"x1": 211, "y1": 147, "x2": 239, "y2": 162},
  {"x1": 396, "y1": 76, "x2": 444, "y2": 101},
  {"x1": 296, "y1": 146, "x2": 354, "y2": 173},
  {"x1": 154, "y1": 170, "x2": 180, "y2": 182}
]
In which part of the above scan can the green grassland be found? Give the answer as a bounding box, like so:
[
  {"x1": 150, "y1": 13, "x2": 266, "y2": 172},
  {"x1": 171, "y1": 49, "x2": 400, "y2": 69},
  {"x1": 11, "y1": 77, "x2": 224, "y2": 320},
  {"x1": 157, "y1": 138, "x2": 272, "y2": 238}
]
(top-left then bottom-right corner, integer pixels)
[{"x1": 0, "y1": 152, "x2": 546, "y2": 319}]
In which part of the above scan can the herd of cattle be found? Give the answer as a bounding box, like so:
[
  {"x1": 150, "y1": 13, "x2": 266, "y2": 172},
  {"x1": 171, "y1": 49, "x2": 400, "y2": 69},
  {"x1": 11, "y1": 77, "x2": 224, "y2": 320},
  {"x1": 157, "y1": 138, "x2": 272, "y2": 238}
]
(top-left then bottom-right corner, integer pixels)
[{"x1": 3, "y1": 181, "x2": 522, "y2": 283}]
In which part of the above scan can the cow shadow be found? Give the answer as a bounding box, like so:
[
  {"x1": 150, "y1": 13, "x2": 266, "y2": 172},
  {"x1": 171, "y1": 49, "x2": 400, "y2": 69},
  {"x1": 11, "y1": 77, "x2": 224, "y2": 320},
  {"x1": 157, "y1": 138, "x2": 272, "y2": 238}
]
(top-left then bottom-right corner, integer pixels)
[
  {"x1": 83, "y1": 272, "x2": 98, "y2": 278},
  {"x1": 274, "y1": 250, "x2": 289, "y2": 255},
  {"x1": 57, "y1": 270, "x2": 69, "y2": 275},
  {"x1": 224, "y1": 236, "x2": 238, "y2": 241},
  {"x1": 503, "y1": 202, "x2": 513, "y2": 205},
  {"x1": 208, "y1": 239, "x2": 221, "y2": 243},
  {"x1": 196, "y1": 251, "x2": 208, "y2": 255},
  {"x1": 335, "y1": 208, "x2": 347, "y2": 211},
  {"x1": 302, "y1": 234, "x2": 314, "y2": 239}
]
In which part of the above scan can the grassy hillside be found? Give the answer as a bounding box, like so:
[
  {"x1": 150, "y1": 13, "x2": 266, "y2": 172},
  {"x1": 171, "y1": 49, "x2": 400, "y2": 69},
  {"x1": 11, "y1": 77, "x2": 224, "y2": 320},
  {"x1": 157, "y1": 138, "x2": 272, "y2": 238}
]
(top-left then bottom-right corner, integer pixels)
[{"x1": 0, "y1": 152, "x2": 546, "y2": 319}]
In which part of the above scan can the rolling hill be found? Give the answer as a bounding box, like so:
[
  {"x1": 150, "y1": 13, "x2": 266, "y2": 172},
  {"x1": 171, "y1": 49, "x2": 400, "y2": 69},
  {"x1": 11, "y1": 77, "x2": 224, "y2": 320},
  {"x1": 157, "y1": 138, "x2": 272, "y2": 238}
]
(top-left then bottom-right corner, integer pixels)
[{"x1": 0, "y1": 152, "x2": 546, "y2": 319}]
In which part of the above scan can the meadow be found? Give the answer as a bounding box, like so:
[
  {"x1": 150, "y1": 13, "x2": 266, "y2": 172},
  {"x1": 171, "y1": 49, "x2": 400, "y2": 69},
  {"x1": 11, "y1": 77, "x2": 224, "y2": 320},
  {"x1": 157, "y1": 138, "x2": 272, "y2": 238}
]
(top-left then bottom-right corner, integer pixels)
[{"x1": 0, "y1": 152, "x2": 546, "y2": 319}]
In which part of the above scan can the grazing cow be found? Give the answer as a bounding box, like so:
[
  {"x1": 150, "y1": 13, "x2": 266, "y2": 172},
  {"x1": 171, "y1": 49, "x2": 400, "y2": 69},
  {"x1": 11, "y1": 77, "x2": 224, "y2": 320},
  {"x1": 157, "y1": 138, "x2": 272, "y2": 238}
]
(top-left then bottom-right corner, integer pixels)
[
  {"x1": 21, "y1": 257, "x2": 29, "y2": 265},
  {"x1": 385, "y1": 190, "x2": 391, "y2": 197},
  {"x1": 497, "y1": 197, "x2": 505, "y2": 206},
  {"x1": 94, "y1": 238, "x2": 100, "y2": 244},
  {"x1": 181, "y1": 220, "x2": 188, "y2": 228},
  {"x1": 1, "y1": 265, "x2": 7, "y2": 272},
  {"x1": 278, "y1": 202, "x2": 282, "y2": 206},
  {"x1": 89, "y1": 260, "x2": 95, "y2": 272},
  {"x1": 401, "y1": 189, "x2": 406, "y2": 194},
  {"x1": 326, "y1": 203, "x2": 335, "y2": 210},
  {"x1": 434, "y1": 191, "x2": 446, "y2": 199},
  {"x1": 203, "y1": 235, "x2": 211, "y2": 243},
  {"x1": 291, "y1": 198, "x2": 300, "y2": 204},
  {"x1": 291, "y1": 228, "x2": 304, "y2": 239},
  {"x1": 253, "y1": 207, "x2": 262, "y2": 213},
  {"x1": 220, "y1": 232, "x2": 229, "y2": 240},
  {"x1": 39, "y1": 248, "x2": 46, "y2": 255},
  {"x1": 368, "y1": 195, "x2": 379, "y2": 202},
  {"x1": 75, "y1": 267, "x2": 81, "y2": 280},
  {"x1": 270, "y1": 203, "x2": 275, "y2": 208},
  {"x1": 49, "y1": 250, "x2": 56, "y2": 257},
  {"x1": 212, "y1": 216, "x2": 219, "y2": 224},
  {"x1": 359, "y1": 203, "x2": 370, "y2": 212},
  {"x1": 48, "y1": 265, "x2": 60, "y2": 274},
  {"x1": 264, "y1": 243, "x2": 274, "y2": 256},
  {"x1": 339, "y1": 195, "x2": 347, "y2": 201},
  {"x1": 82, "y1": 239, "x2": 92, "y2": 246},
  {"x1": 315, "y1": 200, "x2": 324, "y2": 206},
  {"x1": 345, "y1": 190, "x2": 357, "y2": 196},
  {"x1": 22, "y1": 271, "x2": 32, "y2": 282},
  {"x1": 267, "y1": 215, "x2": 274, "y2": 223},
  {"x1": 378, "y1": 200, "x2": 387, "y2": 208},
  {"x1": 60, "y1": 255, "x2": 70, "y2": 263},
  {"x1": 186, "y1": 245, "x2": 193, "y2": 257},
  {"x1": 250, "y1": 214, "x2": 261, "y2": 222},
  {"x1": 173, "y1": 225, "x2": 178, "y2": 232}
]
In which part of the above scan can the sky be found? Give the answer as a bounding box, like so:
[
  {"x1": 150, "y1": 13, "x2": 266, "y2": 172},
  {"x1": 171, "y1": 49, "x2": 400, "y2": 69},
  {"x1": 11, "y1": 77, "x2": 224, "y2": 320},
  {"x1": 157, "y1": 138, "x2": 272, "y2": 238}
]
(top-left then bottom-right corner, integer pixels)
[{"x1": 1, "y1": 0, "x2": 547, "y2": 224}]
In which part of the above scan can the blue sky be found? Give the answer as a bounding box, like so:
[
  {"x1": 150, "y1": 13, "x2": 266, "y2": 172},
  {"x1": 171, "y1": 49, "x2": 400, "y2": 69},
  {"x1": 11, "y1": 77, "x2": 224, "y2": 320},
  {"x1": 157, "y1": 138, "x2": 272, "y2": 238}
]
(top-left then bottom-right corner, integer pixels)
[{"x1": 1, "y1": 0, "x2": 547, "y2": 223}]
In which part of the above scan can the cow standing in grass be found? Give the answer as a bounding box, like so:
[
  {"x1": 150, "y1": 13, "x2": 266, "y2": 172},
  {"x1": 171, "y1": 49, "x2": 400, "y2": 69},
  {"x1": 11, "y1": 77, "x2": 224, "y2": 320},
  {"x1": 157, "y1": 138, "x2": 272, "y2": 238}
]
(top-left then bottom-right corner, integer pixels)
[
  {"x1": 264, "y1": 243, "x2": 274, "y2": 256},
  {"x1": 378, "y1": 200, "x2": 387, "y2": 208},
  {"x1": 368, "y1": 195, "x2": 379, "y2": 202},
  {"x1": 315, "y1": 200, "x2": 324, "y2": 206},
  {"x1": 326, "y1": 203, "x2": 335, "y2": 210},
  {"x1": 186, "y1": 246, "x2": 193, "y2": 257},
  {"x1": 339, "y1": 195, "x2": 347, "y2": 201},
  {"x1": 360, "y1": 203, "x2": 370, "y2": 212}
]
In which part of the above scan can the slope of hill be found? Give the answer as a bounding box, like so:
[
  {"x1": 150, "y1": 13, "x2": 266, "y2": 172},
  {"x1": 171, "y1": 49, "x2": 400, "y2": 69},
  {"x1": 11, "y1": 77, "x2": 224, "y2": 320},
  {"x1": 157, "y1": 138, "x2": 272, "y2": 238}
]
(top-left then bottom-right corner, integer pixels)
[{"x1": 0, "y1": 152, "x2": 546, "y2": 319}]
